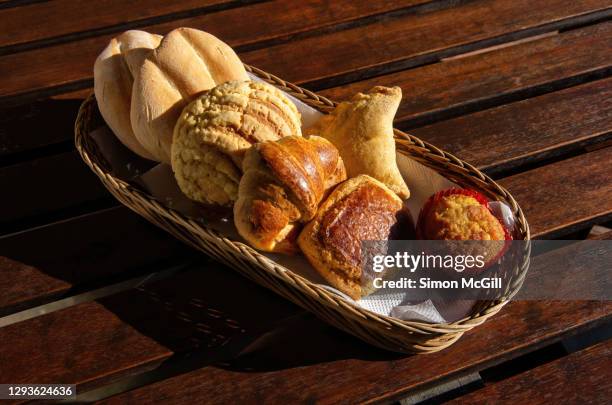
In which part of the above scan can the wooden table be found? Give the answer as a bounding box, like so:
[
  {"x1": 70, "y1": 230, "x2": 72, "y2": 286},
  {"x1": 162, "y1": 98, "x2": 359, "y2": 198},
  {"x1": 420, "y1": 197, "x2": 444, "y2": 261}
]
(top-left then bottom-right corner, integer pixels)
[{"x1": 1, "y1": 0, "x2": 611, "y2": 403}]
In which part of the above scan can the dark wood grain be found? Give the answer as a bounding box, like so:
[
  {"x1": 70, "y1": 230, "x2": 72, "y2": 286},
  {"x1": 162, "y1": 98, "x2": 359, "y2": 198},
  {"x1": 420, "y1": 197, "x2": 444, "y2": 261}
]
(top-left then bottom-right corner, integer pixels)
[
  {"x1": 499, "y1": 147, "x2": 612, "y2": 238},
  {"x1": 98, "y1": 300, "x2": 612, "y2": 405},
  {"x1": 449, "y1": 340, "x2": 612, "y2": 404},
  {"x1": 5, "y1": 84, "x2": 610, "y2": 233},
  {"x1": 0, "y1": 151, "x2": 110, "y2": 229},
  {"x1": 0, "y1": 206, "x2": 193, "y2": 315},
  {"x1": 2, "y1": 23, "x2": 611, "y2": 162},
  {"x1": 410, "y1": 78, "x2": 612, "y2": 175},
  {"x1": 0, "y1": 301, "x2": 172, "y2": 389},
  {"x1": 0, "y1": 266, "x2": 302, "y2": 392},
  {"x1": 0, "y1": 0, "x2": 430, "y2": 104},
  {"x1": 1, "y1": 149, "x2": 609, "y2": 397},
  {"x1": 0, "y1": 0, "x2": 433, "y2": 52},
  {"x1": 0, "y1": 0, "x2": 235, "y2": 51},
  {"x1": 0, "y1": 89, "x2": 88, "y2": 160},
  {"x1": 0, "y1": 0, "x2": 609, "y2": 104},
  {"x1": 241, "y1": 0, "x2": 611, "y2": 89},
  {"x1": 0, "y1": 256, "x2": 69, "y2": 316},
  {"x1": 0, "y1": 259, "x2": 609, "y2": 401},
  {"x1": 2, "y1": 85, "x2": 609, "y2": 239},
  {"x1": 320, "y1": 22, "x2": 612, "y2": 128},
  {"x1": 515, "y1": 235, "x2": 612, "y2": 300}
]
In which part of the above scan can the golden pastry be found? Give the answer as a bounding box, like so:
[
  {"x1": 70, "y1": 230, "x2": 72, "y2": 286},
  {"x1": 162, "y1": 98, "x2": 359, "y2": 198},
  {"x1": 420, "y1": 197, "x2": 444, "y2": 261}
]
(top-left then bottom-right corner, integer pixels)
[
  {"x1": 306, "y1": 86, "x2": 410, "y2": 199},
  {"x1": 172, "y1": 80, "x2": 302, "y2": 206},
  {"x1": 131, "y1": 28, "x2": 249, "y2": 163},
  {"x1": 298, "y1": 175, "x2": 411, "y2": 299},
  {"x1": 234, "y1": 135, "x2": 346, "y2": 253}
]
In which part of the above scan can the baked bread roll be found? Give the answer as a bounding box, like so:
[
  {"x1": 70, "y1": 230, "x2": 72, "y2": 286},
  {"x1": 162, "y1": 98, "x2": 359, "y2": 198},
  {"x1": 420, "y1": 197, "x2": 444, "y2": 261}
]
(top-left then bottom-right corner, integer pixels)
[
  {"x1": 94, "y1": 30, "x2": 161, "y2": 159},
  {"x1": 234, "y1": 136, "x2": 346, "y2": 254},
  {"x1": 172, "y1": 80, "x2": 302, "y2": 206},
  {"x1": 131, "y1": 28, "x2": 249, "y2": 163},
  {"x1": 298, "y1": 175, "x2": 411, "y2": 299},
  {"x1": 306, "y1": 86, "x2": 410, "y2": 199}
]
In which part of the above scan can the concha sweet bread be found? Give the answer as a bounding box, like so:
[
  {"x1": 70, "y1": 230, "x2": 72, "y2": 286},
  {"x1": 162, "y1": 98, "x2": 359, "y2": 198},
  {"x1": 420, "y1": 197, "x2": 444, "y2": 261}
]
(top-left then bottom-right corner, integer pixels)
[
  {"x1": 234, "y1": 136, "x2": 346, "y2": 253},
  {"x1": 172, "y1": 80, "x2": 302, "y2": 206},
  {"x1": 131, "y1": 27, "x2": 250, "y2": 163}
]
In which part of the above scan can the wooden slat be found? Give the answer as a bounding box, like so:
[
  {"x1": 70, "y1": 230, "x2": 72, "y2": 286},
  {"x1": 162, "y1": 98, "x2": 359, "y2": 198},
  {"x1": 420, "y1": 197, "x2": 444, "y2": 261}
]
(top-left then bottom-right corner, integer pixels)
[
  {"x1": 0, "y1": 0, "x2": 432, "y2": 51},
  {"x1": 97, "y1": 300, "x2": 612, "y2": 404},
  {"x1": 448, "y1": 340, "x2": 612, "y2": 404},
  {"x1": 0, "y1": 301, "x2": 172, "y2": 389},
  {"x1": 3, "y1": 84, "x2": 610, "y2": 238},
  {"x1": 0, "y1": 256, "x2": 69, "y2": 316},
  {"x1": 0, "y1": 206, "x2": 193, "y2": 315},
  {"x1": 320, "y1": 21, "x2": 612, "y2": 128},
  {"x1": 2, "y1": 149, "x2": 607, "y2": 312},
  {"x1": 0, "y1": 0, "x2": 234, "y2": 50},
  {"x1": 2, "y1": 8, "x2": 610, "y2": 162},
  {"x1": 241, "y1": 0, "x2": 611, "y2": 88},
  {"x1": 0, "y1": 90, "x2": 86, "y2": 159},
  {"x1": 410, "y1": 77, "x2": 612, "y2": 174},
  {"x1": 0, "y1": 266, "x2": 302, "y2": 391},
  {"x1": 2, "y1": 11, "x2": 610, "y2": 161},
  {"x1": 499, "y1": 147, "x2": 612, "y2": 238},
  {"x1": 0, "y1": 0, "x2": 430, "y2": 103},
  {"x1": 1, "y1": 150, "x2": 609, "y2": 397},
  {"x1": 91, "y1": 230, "x2": 612, "y2": 403},
  {"x1": 0, "y1": 151, "x2": 110, "y2": 229},
  {"x1": 0, "y1": 258, "x2": 608, "y2": 400},
  {"x1": 515, "y1": 231, "x2": 611, "y2": 301}
]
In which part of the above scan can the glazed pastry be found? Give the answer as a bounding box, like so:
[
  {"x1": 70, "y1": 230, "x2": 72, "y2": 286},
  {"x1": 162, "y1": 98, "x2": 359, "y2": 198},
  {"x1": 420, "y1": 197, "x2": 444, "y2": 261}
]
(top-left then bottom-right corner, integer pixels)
[
  {"x1": 298, "y1": 175, "x2": 412, "y2": 299},
  {"x1": 131, "y1": 28, "x2": 249, "y2": 163},
  {"x1": 235, "y1": 136, "x2": 346, "y2": 253},
  {"x1": 416, "y1": 188, "x2": 511, "y2": 271},
  {"x1": 306, "y1": 86, "x2": 410, "y2": 199},
  {"x1": 172, "y1": 80, "x2": 302, "y2": 206},
  {"x1": 94, "y1": 30, "x2": 162, "y2": 159}
]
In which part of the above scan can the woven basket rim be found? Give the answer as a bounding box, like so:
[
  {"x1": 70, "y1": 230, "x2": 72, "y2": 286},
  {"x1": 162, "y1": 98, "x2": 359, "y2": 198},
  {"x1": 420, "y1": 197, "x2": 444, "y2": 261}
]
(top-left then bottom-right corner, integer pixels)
[{"x1": 74, "y1": 64, "x2": 531, "y2": 339}]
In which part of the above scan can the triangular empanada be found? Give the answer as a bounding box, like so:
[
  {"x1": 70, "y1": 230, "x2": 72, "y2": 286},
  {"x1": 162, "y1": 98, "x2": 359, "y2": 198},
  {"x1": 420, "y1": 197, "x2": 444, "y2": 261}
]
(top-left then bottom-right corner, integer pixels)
[{"x1": 306, "y1": 86, "x2": 409, "y2": 199}]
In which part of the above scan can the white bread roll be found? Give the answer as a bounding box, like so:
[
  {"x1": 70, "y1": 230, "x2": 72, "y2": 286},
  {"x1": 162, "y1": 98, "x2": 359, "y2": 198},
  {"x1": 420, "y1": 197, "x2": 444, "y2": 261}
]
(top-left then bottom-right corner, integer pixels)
[
  {"x1": 93, "y1": 30, "x2": 161, "y2": 159},
  {"x1": 131, "y1": 28, "x2": 249, "y2": 163}
]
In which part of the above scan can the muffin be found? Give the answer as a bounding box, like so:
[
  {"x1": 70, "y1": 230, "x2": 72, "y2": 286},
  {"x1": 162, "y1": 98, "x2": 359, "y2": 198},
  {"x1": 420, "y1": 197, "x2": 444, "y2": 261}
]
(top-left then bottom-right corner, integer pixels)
[{"x1": 416, "y1": 188, "x2": 511, "y2": 273}]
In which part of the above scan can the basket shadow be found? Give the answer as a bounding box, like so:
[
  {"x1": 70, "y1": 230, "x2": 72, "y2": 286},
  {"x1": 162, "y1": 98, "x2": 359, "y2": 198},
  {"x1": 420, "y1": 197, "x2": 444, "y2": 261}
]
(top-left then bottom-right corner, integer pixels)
[{"x1": 97, "y1": 258, "x2": 405, "y2": 373}]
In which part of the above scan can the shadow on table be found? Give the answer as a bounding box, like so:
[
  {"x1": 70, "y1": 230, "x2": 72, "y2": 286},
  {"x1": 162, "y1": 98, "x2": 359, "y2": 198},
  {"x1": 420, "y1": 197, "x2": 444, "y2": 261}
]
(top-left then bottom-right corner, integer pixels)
[{"x1": 97, "y1": 259, "x2": 405, "y2": 373}]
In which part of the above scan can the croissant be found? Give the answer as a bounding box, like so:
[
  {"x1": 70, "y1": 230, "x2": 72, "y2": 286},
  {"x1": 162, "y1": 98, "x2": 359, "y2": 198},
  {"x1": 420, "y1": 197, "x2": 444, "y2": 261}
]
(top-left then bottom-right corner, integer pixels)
[
  {"x1": 172, "y1": 80, "x2": 302, "y2": 206},
  {"x1": 234, "y1": 136, "x2": 346, "y2": 253},
  {"x1": 298, "y1": 175, "x2": 413, "y2": 299},
  {"x1": 306, "y1": 86, "x2": 410, "y2": 199}
]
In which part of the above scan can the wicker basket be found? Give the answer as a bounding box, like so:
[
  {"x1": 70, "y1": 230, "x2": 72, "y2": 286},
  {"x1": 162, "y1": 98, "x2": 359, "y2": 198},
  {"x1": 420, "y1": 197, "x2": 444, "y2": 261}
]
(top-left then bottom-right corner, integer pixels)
[{"x1": 75, "y1": 65, "x2": 530, "y2": 353}]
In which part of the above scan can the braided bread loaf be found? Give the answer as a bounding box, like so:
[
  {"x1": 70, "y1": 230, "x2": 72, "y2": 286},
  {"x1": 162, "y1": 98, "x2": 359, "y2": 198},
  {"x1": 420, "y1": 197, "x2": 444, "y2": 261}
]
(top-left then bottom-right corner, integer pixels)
[
  {"x1": 234, "y1": 136, "x2": 346, "y2": 253},
  {"x1": 172, "y1": 80, "x2": 302, "y2": 206}
]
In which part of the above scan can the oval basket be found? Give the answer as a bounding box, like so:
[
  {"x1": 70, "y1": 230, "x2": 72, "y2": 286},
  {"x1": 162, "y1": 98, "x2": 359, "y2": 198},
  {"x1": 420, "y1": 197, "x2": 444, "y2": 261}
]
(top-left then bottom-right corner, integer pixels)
[{"x1": 75, "y1": 65, "x2": 530, "y2": 353}]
